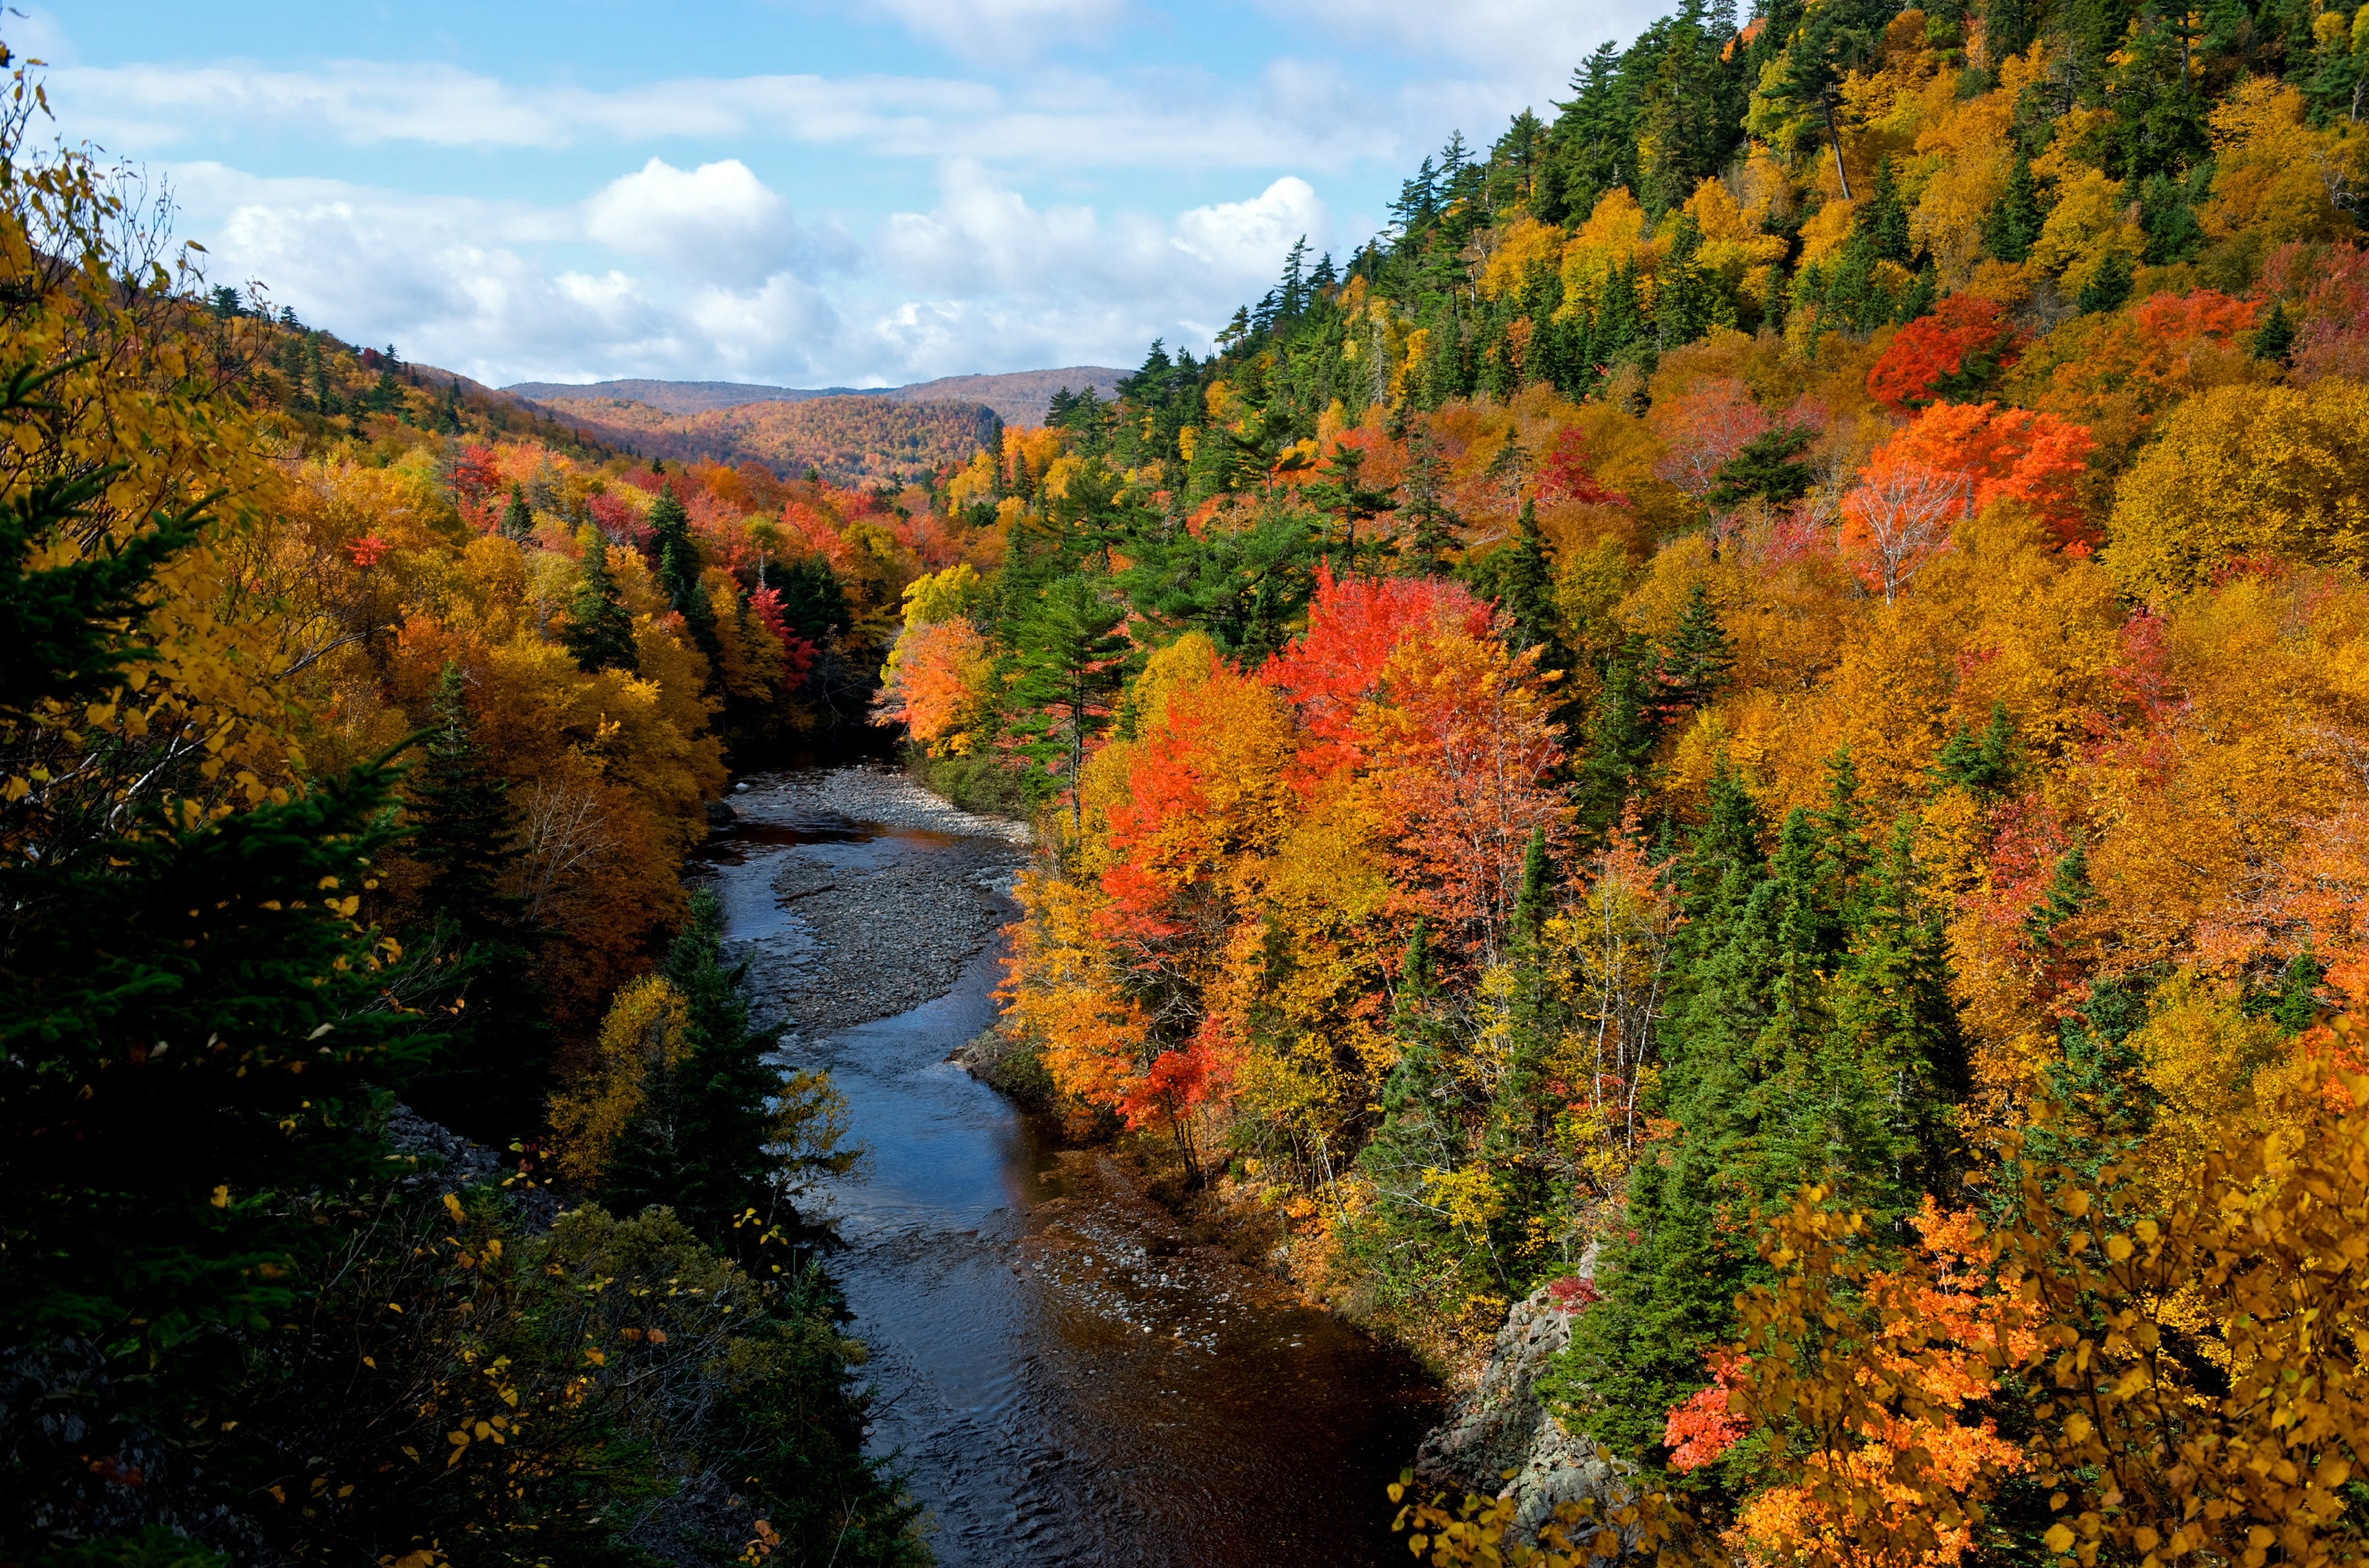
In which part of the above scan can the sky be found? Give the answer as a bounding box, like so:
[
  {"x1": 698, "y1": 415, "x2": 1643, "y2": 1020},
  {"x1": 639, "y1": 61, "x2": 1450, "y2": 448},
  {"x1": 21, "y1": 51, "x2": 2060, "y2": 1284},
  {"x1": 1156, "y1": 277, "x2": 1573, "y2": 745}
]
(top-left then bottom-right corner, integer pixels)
[{"x1": 22, "y1": 0, "x2": 1661, "y2": 390}]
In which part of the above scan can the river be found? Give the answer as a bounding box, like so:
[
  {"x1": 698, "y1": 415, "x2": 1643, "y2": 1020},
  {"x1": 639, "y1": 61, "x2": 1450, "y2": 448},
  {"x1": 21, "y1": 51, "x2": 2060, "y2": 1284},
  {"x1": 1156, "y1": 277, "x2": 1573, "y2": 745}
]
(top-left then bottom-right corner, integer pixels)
[{"x1": 692, "y1": 765, "x2": 1444, "y2": 1567}]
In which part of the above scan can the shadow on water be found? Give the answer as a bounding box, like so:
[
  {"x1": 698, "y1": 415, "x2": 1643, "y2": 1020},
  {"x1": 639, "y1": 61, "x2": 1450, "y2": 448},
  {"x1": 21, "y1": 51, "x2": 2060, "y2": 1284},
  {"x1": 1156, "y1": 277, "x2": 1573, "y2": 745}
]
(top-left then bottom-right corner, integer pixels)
[{"x1": 692, "y1": 770, "x2": 1444, "y2": 1567}]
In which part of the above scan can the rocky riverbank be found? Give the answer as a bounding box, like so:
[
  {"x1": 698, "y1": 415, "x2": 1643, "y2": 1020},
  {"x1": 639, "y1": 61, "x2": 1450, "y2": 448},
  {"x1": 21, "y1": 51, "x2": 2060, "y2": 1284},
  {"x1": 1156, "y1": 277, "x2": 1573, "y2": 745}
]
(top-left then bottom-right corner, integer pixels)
[{"x1": 1413, "y1": 1283, "x2": 1634, "y2": 1542}]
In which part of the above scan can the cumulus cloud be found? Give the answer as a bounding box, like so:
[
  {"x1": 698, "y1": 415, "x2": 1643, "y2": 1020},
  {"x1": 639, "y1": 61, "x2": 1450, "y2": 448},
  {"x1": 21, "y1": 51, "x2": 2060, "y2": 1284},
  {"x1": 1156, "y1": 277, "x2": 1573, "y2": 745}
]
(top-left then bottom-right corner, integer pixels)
[
  {"x1": 584, "y1": 159, "x2": 805, "y2": 290},
  {"x1": 173, "y1": 159, "x2": 1324, "y2": 390}
]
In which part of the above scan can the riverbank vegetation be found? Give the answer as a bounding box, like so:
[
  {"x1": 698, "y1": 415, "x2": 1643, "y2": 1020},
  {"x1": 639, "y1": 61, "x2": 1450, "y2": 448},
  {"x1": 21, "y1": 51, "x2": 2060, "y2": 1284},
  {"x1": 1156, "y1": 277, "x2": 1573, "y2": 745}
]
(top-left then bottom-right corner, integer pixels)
[
  {"x1": 0, "y1": 49, "x2": 938, "y2": 1564},
  {"x1": 870, "y1": 0, "x2": 2369, "y2": 1555}
]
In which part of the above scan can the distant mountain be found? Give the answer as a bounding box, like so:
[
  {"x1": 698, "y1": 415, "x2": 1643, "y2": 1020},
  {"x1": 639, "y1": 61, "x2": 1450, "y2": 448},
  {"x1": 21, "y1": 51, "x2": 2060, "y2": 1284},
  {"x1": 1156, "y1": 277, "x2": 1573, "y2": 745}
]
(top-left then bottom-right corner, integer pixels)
[
  {"x1": 502, "y1": 365, "x2": 1128, "y2": 427},
  {"x1": 526, "y1": 395, "x2": 1004, "y2": 488}
]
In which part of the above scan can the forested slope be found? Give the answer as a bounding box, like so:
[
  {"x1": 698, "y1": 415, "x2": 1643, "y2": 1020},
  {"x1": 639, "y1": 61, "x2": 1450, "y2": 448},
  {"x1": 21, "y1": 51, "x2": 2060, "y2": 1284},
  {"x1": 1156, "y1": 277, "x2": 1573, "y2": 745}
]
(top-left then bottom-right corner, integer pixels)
[
  {"x1": 0, "y1": 58, "x2": 960, "y2": 1559},
  {"x1": 869, "y1": 0, "x2": 2369, "y2": 1556},
  {"x1": 529, "y1": 393, "x2": 1004, "y2": 487}
]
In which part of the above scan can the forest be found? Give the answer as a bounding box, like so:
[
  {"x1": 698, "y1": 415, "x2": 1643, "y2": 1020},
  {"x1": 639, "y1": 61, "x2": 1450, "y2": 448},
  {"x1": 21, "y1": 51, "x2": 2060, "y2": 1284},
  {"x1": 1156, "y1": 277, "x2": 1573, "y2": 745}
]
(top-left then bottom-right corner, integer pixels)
[
  {"x1": 5, "y1": 0, "x2": 2369, "y2": 1554},
  {"x1": 524, "y1": 393, "x2": 1006, "y2": 490}
]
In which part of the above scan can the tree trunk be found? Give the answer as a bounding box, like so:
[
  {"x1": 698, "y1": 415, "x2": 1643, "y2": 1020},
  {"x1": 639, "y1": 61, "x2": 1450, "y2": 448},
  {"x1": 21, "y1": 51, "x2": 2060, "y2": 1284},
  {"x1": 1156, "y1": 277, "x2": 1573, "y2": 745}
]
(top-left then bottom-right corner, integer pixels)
[{"x1": 1823, "y1": 93, "x2": 1853, "y2": 201}]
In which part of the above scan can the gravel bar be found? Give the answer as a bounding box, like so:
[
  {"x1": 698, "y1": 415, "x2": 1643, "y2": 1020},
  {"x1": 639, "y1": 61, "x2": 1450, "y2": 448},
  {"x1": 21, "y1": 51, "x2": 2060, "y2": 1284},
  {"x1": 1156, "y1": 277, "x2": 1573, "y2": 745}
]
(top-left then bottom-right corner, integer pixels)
[{"x1": 715, "y1": 766, "x2": 1034, "y2": 1039}]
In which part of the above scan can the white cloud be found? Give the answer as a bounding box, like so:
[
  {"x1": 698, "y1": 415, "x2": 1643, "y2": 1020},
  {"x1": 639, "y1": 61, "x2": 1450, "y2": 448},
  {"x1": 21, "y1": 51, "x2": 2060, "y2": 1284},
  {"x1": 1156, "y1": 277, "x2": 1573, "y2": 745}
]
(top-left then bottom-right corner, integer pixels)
[
  {"x1": 1172, "y1": 175, "x2": 1327, "y2": 273},
  {"x1": 584, "y1": 158, "x2": 803, "y2": 290},
  {"x1": 172, "y1": 158, "x2": 1325, "y2": 389},
  {"x1": 45, "y1": 57, "x2": 1411, "y2": 174}
]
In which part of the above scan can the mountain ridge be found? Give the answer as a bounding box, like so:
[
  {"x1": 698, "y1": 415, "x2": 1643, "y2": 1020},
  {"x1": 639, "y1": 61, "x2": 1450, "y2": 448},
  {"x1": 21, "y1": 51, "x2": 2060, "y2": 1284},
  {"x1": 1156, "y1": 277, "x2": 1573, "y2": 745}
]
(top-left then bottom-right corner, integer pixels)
[{"x1": 502, "y1": 365, "x2": 1129, "y2": 427}]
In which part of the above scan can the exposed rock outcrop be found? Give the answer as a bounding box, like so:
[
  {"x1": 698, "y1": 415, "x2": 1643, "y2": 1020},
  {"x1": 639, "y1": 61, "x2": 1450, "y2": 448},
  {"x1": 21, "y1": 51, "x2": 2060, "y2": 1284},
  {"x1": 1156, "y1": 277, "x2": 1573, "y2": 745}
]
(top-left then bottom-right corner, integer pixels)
[{"x1": 1414, "y1": 1282, "x2": 1635, "y2": 1542}]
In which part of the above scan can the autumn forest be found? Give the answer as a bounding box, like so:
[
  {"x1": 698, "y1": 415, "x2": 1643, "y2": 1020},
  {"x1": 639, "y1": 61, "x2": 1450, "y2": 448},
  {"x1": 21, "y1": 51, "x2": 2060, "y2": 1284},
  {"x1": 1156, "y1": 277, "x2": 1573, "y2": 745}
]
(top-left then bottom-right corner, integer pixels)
[{"x1": 7, "y1": 0, "x2": 2369, "y2": 1558}]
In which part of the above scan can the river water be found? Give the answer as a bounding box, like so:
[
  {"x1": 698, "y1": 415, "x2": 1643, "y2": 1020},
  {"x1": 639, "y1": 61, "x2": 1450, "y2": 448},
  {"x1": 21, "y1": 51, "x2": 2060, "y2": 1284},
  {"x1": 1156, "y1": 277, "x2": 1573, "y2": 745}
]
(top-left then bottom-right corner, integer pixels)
[{"x1": 692, "y1": 767, "x2": 1443, "y2": 1567}]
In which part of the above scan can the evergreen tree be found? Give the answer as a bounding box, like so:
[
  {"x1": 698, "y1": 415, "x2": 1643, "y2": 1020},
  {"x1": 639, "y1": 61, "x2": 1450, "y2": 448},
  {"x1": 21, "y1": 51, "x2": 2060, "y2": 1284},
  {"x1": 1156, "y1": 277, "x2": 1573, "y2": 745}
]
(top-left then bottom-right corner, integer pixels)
[
  {"x1": 0, "y1": 440, "x2": 436, "y2": 1518},
  {"x1": 1983, "y1": 144, "x2": 2045, "y2": 262},
  {"x1": 1934, "y1": 703, "x2": 2019, "y2": 796},
  {"x1": 1304, "y1": 440, "x2": 1399, "y2": 567},
  {"x1": 1396, "y1": 434, "x2": 1464, "y2": 575},
  {"x1": 560, "y1": 531, "x2": 640, "y2": 675},
  {"x1": 2137, "y1": 169, "x2": 2206, "y2": 263},
  {"x1": 1655, "y1": 582, "x2": 1734, "y2": 713},
  {"x1": 1708, "y1": 424, "x2": 1816, "y2": 509},
  {"x1": 1512, "y1": 825, "x2": 1552, "y2": 948},
  {"x1": 648, "y1": 484, "x2": 722, "y2": 669},
  {"x1": 1573, "y1": 649, "x2": 1662, "y2": 833},
  {"x1": 601, "y1": 891, "x2": 837, "y2": 1253},
  {"x1": 501, "y1": 481, "x2": 533, "y2": 542},
  {"x1": 398, "y1": 663, "x2": 548, "y2": 1144},
  {"x1": 1009, "y1": 574, "x2": 1133, "y2": 834},
  {"x1": 2253, "y1": 299, "x2": 2297, "y2": 363},
  {"x1": 2076, "y1": 247, "x2": 2135, "y2": 315}
]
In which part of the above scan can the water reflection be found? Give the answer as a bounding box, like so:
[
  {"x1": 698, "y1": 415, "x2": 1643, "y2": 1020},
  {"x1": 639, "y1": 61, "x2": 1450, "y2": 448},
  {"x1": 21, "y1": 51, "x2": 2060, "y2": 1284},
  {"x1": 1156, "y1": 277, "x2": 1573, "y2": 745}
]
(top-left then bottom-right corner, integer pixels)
[{"x1": 694, "y1": 771, "x2": 1442, "y2": 1567}]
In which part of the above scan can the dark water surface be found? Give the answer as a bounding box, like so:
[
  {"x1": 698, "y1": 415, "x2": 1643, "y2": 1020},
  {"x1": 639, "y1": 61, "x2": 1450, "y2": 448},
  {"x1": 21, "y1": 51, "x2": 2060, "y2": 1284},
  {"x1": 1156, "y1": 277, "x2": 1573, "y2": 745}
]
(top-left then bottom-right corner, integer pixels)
[{"x1": 693, "y1": 769, "x2": 1442, "y2": 1567}]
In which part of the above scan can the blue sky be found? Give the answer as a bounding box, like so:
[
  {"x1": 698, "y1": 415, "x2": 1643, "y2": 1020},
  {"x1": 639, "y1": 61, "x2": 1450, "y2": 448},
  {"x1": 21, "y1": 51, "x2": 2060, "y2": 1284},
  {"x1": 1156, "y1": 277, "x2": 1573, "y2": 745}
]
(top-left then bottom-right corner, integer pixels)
[{"x1": 24, "y1": 0, "x2": 1660, "y2": 388}]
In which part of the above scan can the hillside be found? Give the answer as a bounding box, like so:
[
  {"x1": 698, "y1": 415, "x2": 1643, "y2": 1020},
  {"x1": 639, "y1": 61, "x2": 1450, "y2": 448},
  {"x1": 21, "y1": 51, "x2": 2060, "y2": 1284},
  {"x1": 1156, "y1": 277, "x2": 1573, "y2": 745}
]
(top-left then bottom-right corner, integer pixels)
[
  {"x1": 530, "y1": 393, "x2": 1005, "y2": 486},
  {"x1": 505, "y1": 365, "x2": 1128, "y2": 425}
]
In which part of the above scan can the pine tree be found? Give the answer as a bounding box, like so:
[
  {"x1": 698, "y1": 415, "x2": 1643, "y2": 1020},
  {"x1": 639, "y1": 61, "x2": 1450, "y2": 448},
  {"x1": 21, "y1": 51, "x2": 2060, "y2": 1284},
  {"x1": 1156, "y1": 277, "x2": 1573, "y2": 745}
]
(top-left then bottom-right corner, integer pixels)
[
  {"x1": 1983, "y1": 144, "x2": 2045, "y2": 262},
  {"x1": 2077, "y1": 247, "x2": 2134, "y2": 314},
  {"x1": 399, "y1": 663, "x2": 548, "y2": 1143},
  {"x1": 648, "y1": 484, "x2": 723, "y2": 670},
  {"x1": 2253, "y1": 300, "x2": 2297, "y2": 362},
  {"x1": 1708, "y1": 424, "x2": 1816, "y2": 509},
  {"x1": 501, "y1": 481, "x2": 533, "y2": 542},
  {"x1": 561, "y1": 531, "x2": 640, "y2": 675},
  {"x1": 1010, "y1": 574, "x2": 1133, "y2": 834},
  {"x1": 1656, "y1": 582, "x2": 1734, "y2": 713}
]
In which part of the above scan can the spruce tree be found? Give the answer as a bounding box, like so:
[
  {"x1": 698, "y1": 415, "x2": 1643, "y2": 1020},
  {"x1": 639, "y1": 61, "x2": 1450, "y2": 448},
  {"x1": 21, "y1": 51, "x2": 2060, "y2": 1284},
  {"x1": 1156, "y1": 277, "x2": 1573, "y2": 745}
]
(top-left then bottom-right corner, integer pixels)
[
  {"x1": 2253, "y1": 300, "x2": 2297, "y2": 363},
  {"x1": 399, "y1": 663, "x2": 548, "y2": 1143},
  {"x1": 1983, "y1": 145, "x2": 2045, "y2": 263},
  {"x1": 648, "y1": 484, "x2": 723, "y2": 669},
  {"x1": 2076, "y1": 247, "x2": 2134, "y2": 315},
  {"x1": 501, "y1": 481, "x2": 533, "y2": 541},
  {"x1": 561, "y1": 531, "x2": 640, "y2": 674},
  {"x1": 1573, "y1": 650, "x2": 1662, "y2": 835},
  {"x1": 602, "y1": 891, "x2": 816, "y2": 1253},
  {"x1": 1934, "y1": 704, "x2": 2018, "y2": 796},
  {"x1": 1656, "y1": 582, "x2": 1734, "y2": 713}
]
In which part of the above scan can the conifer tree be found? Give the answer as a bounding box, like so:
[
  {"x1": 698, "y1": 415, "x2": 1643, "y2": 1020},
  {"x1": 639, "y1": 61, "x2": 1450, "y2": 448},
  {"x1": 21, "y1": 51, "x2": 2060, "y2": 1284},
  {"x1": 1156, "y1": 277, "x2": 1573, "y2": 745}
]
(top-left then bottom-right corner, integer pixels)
[
  {"x1": 2077, "y1": 247, "x2": 2135, "y2": 314},
  {"x1": 1396, "y1": 435, "x2": 1463, "y2": 575},
  {"x1": 1656, "y1": 582, "x2": 1734, "y2": 713},
  {"x1": 1010, "y1": 574, "x2": 1133, "y2": 833},
  {"x1": 1983, "y1": 144, "x2": 2045, "y2": 262},
  {"x1": 1573, "y1": 650, "x2": 1661, "y2": 834},
  {"x1": 649, "y1": 484, "x2": 723, "y2": 668},
  {"x1": 601, "y1": 892, "x2": 835, "y2": 1254},
  {"x1": 501, "y1": 481, "x2": 533, "y2": 541},
  {"x1": 399, "y1": 663, "x2": 548, "y2": 1142},
  {"x1": 561, "y1": 531, "x2": 640, "y2": 675}
]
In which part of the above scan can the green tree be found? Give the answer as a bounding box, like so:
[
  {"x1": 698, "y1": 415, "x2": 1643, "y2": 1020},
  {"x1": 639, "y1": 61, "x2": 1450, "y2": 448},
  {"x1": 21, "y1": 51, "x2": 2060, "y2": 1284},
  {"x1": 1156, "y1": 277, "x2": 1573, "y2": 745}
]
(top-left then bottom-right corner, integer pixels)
[
  {"x1": 500, "y1": 480, "x2": 533, "y2": 542},
  {"x1": 1009, "y1": 574, "x2": 1133, "y2": 834},
  {"x1": 560, "y1": 531, "x2": 639, "y2": 675},
  {"x1": 648, "y1": 483, "x2": 722, "y2": 670},
  {"x1": 397, "y1": 662, "x2": 548, "y2": 1144},
  {"x1": 1304, "y1": 439, "x2": 1399, "y2": 567}
]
